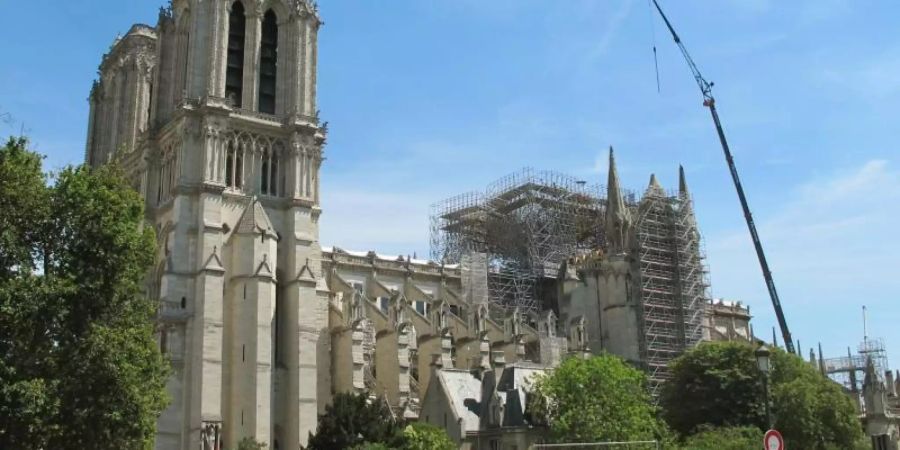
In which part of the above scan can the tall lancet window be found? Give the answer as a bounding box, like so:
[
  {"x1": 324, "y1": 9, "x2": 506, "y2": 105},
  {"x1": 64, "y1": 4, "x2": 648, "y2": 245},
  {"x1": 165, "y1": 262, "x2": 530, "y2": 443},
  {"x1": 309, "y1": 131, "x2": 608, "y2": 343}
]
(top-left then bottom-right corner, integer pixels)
[
  {"x1": 258, "y1": 10, "x2": 278, "y2": 114},
  {"x1": 225, "y1": 142, "x2": 243, "y2": 189},
  {"x1": 260, "y1": 147, "x2": 279, "y2": 196},
  {"x1": 226, "y1": 1, "x2": 246, "y2": 107}
]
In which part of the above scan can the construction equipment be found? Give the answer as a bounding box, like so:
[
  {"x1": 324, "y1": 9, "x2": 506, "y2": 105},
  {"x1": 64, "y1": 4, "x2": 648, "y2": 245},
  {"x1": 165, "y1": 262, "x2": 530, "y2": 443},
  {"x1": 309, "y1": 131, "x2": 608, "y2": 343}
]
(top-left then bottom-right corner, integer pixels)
[{"x1": 650, "y1": 0, "x2": 796, "y2": 354}]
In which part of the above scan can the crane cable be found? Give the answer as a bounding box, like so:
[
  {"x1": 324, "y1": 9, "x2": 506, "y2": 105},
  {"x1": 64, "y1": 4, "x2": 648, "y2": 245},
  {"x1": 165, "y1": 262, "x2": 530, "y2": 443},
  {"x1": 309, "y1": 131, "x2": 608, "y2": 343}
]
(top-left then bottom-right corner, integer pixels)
[{"x1": 646, "y1": 0, "x2": 661, "y2": 93}]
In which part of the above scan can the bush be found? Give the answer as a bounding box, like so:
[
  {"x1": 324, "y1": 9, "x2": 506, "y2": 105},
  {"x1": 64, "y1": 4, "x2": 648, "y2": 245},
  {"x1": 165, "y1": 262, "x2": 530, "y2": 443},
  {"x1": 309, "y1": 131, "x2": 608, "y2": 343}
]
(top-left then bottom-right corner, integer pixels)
[{"x1": 679, "y1": 426, "x2": 761, "y2": 450}]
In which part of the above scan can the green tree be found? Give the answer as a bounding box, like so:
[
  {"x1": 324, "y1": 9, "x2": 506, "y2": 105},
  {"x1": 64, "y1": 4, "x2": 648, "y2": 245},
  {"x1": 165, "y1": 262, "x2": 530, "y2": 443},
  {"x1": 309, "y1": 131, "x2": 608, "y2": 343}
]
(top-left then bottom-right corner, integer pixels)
[
  {"x1": 306, "y1": 392, "x2": 404, "y2": 450},
  {"x1": 0, "y1": 138, "x2": 168, "y2": 449},
  {"x1": 401, "y1": 422, "x2": 455, "y2": 450},
  {"x1": 530, "y1": 354, "x2": 664, "y2": 443},
  {"x1": 678, "y1": 426, "x2": 760, "y2": 450},
  {"x1": 661, "y1": 341, "x2": 863, "y2": 450},
  {"x1": 660, "y1": 341, "x2": 766, "y2": 435},
  {"x1": 0, "y1": 137, "x2": 49, "y2": 276}
]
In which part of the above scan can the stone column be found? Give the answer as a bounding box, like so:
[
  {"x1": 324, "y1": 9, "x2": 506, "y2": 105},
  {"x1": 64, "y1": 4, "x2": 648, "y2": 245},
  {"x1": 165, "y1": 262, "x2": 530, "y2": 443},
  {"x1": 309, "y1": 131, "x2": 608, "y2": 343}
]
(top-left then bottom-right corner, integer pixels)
[
  {"x1": 275, "y1": 15, "x2": 291, "y2": 116},
  {"x1": 187, "y1": 195, "x2": 226, "y2": 449},
  {"x1": 291, "y1": 17, "x2": 307, "y2": 117},
  {"x1": 85, "y1": 86, "x2": 100, "y2": 165},
  {"x1": 281, "y1": 202, "x2": 326, "y2": 449},
  {"x1": 308, "y1": 20, "x2": 318, "y2": 117},
  {"x1": 208, "y1": 0, "x2": 227, "y2": 98},
  {"x1": 242, "y1": 9, "x2": 262, "y2": 110}
]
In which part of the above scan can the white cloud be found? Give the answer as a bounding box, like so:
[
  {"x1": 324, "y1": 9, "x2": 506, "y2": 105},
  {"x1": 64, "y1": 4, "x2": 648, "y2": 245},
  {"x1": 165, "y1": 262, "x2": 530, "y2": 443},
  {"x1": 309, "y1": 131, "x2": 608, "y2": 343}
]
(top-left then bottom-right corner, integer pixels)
[
  {"x1": 705, "y1": 158, "x2": 900, "y2": 357},
  {"x1": 706, "y1": 158, "x2": 900, "y2": 330}
]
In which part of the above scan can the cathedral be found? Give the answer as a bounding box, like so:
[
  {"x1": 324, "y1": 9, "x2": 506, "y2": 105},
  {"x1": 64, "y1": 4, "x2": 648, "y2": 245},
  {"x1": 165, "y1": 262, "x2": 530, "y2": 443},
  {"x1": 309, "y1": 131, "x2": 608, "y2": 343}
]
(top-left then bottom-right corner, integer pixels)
[{"x1": 84, "y1": 2, "x2": 749, "y2": 449}]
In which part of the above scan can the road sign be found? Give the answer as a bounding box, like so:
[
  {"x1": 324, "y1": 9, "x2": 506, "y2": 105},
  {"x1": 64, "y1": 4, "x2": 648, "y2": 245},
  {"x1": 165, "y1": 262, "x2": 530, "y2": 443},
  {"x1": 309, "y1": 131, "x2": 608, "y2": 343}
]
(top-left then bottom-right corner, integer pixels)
[{"x1": 764, "y1": 429, "x2": 784, "y2": 450}]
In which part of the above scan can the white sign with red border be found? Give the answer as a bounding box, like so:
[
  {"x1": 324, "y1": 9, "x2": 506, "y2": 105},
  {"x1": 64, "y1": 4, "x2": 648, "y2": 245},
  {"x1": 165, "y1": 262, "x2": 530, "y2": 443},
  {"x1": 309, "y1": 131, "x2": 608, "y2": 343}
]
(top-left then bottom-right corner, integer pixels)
[{"x1": 764, "y1": 429, "x2": 784, "y2": 450}]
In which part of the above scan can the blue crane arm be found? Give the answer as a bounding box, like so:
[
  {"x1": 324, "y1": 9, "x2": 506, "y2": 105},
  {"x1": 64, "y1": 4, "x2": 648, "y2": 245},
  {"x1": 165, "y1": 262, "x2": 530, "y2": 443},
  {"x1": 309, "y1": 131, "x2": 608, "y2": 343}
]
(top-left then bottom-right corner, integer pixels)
[{"x1": 650, "y1": 0, "x2": 795, "y2": 354}]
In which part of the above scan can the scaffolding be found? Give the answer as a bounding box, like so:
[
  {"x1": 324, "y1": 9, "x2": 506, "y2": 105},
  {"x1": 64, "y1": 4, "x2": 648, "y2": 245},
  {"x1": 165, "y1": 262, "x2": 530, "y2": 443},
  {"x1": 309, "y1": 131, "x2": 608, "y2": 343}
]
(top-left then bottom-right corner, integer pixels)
[
  {"x1": 430, "y1": 168, "x2": 604, "y2": 314},
  {"x1": 824, "y1": 338, "x2": 890, "y2": 392},
  {"x1": 635, "y1": 183, "x2": 709, "y2": 396},
  {"x1": 430, "y1": 168, "x2": 709, "y2": 395}
]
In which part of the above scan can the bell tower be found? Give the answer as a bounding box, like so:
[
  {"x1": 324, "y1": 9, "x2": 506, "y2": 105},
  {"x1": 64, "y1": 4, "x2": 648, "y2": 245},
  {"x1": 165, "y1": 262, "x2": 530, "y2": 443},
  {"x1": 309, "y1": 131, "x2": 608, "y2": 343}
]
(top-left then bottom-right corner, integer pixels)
[{"x1": 87, "y1": 1, "x2": 328, "y2": 449}]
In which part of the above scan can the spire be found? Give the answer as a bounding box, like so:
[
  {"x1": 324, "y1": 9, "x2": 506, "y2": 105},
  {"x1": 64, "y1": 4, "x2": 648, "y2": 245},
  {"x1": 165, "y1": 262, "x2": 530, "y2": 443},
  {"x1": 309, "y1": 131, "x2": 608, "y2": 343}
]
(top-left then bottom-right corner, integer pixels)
[
  {"x1": 678, "y1": 165, "x2": 690, "y2": 198},
  {"x1": 818, "y1": 342, "x2": 826, "y2": 375},
  {"x1": 645, "y1": 173, "x2": 666, "y2": 197},
  {"x1": 864, "y1": 356, "x2": 879, "y2": 389},
  {"x1": 605, "y1": 146, "x2": 632, "y2": 255}
]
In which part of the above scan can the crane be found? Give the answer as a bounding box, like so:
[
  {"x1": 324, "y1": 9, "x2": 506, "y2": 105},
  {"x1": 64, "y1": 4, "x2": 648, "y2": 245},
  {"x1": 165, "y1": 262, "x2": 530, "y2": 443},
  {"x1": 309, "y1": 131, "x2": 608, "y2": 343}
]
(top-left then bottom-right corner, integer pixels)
[{"x1": 650, "y1": 0, "x2": 796, "y2": 354}]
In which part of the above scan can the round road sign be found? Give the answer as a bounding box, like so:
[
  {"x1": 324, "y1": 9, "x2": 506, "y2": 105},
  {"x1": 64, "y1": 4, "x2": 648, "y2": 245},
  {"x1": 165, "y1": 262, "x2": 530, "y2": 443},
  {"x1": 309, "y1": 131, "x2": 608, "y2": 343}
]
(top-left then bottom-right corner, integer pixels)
[{"x1": 764, "y1": 429, "x2": 784, "y2": 450}]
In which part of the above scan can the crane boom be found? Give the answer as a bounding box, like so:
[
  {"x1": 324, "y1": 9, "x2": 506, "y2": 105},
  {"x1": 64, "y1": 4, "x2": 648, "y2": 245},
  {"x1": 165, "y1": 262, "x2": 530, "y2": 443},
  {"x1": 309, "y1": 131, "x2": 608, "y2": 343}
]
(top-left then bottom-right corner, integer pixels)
[{"x1": 650, "y1": 0, "x2": 796, "y2": 354}]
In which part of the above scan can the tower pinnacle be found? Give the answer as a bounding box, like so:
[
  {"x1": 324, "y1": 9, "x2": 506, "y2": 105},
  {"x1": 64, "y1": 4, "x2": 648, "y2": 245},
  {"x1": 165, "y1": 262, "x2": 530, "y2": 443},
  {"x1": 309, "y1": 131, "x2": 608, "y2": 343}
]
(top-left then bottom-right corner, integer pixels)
[
  {"x1": 678, "y1": 165, "x2": 690, "y2": 198},
  {"x1": 605, "y1": 146, "x2": 632, "y2": 255}
]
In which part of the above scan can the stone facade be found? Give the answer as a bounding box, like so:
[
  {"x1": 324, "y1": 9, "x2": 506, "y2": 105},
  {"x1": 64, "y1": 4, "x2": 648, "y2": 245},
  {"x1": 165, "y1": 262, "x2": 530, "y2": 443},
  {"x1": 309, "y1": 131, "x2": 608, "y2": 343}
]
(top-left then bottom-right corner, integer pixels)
[
  {"x1": 703, "y1": 299, "x2": 752, "y2": 342},
  {"x1": 86, "y1": 2, "x2": 751, "y2": 449},
  {"x1": 87, "y1": 2, "x2": 326, "y2": 449},
  {"x1": 863, "y1": 360, "x2": 900, "y2": 449}
]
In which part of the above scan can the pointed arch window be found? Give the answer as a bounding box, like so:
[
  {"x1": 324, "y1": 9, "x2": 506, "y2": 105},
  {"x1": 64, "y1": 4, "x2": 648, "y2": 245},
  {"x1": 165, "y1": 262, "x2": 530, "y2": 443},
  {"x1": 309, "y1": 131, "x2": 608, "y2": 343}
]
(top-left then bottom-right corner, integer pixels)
[
  {"x1": 260, "y1": 147, "x2": 280, "y2": 196},
  {"x1": 225, "y1": 141, "x2": 244, "y2": 189},
  {"x1": 258, "y1": 10, "x2": 278, "y2": 114},
  {"x1": 226, "y1": 2, "x2": 246, "y2": 107}
]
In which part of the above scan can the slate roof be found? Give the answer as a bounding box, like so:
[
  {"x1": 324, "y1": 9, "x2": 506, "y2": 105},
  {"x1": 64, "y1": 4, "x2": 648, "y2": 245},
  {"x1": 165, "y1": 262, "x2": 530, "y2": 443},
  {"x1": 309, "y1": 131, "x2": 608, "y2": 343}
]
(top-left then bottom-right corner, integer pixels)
[{"x1": 437, "y1": 369, "x2": 483, "y2": 433}]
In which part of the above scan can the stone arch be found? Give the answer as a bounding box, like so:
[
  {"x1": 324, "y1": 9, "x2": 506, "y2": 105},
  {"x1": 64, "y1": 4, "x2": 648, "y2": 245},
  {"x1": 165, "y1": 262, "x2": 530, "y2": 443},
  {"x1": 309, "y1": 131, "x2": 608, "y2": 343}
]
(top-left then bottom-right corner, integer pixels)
[{"x1": 258, "y1": 0, "x2": 292, "y2": 25}]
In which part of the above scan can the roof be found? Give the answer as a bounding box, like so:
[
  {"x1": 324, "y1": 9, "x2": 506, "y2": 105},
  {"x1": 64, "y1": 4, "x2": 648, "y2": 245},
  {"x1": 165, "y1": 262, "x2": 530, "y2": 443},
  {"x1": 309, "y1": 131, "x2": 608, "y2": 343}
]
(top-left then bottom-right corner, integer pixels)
[
  {"x1": 322, "y1": 246, "x2": 460, "y2": 269},
  {"x1": 497, "y1": 363, "x2": 548, "y2": 415},
  {"x1": 236, "y1": 198, "x2": 277, "y2": 237},
  {"x1": 437, "y1": 369, "x2": 483, "y2": 433}
]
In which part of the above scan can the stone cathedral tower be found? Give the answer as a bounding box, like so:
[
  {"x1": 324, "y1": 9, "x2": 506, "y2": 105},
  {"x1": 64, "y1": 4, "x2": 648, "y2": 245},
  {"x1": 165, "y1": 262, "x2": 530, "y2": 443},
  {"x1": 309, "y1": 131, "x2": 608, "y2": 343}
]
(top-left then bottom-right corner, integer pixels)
[{"x1": 85, "y1": 1, "x2": 328, "y2": 449}]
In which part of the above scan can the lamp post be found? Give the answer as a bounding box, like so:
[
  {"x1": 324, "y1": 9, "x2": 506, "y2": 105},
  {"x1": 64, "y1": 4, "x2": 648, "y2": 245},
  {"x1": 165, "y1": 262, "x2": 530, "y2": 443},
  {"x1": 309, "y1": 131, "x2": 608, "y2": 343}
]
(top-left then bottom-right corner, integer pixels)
[{"x1": 755, "y1": 344, "x2": 772, "y2": 430}]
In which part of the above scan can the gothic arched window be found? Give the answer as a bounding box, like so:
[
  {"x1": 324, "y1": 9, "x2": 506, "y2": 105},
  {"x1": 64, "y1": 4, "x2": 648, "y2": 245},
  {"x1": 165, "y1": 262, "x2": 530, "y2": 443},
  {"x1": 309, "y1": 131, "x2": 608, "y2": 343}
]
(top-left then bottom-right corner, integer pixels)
[
  {"x1": 258, "y1": 10, "x2": 278, "y2": 114},
  {"x1": 260, "y1": 147, "x2": 279, "y2": 196},
  {"x1": 226, "y1": 2, "x2": 246, "y2": 107},
  {"x1": 225, "y1": 141, "x2": 243, "y2": 189}
]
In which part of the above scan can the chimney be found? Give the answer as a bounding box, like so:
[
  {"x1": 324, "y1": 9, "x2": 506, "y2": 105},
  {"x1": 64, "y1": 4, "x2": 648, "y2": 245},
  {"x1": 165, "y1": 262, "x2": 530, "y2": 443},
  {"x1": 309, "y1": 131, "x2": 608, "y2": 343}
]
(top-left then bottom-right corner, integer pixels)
[
  {"x1": 440, "y1": 333, "x2": 454, "y2": 368},
  {"x1": 492, "y1": 351, "x2": 506, "y2": 383},
  {"x1": 479, "y1": 337, "x2": 491, "y2": 371}
]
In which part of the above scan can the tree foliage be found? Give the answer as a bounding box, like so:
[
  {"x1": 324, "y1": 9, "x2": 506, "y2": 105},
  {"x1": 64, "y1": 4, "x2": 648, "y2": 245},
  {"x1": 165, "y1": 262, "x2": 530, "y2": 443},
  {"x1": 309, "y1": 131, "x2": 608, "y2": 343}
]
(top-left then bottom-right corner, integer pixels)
[
  {"x1": 307, "y1": 392, "x2": 404, "y2": 450},
  {"x1": 530, "y1": 354, "x2": 665, "y2": 443},
  {"x1": 0, "y1": 138, "x2": 168, "y2": 449},
  {"x1": 660, "y1": 341, "x2": 766, "y2": 435},
  {"x1": 401, "y1": 422, "x2": 455, "y2": 450},
  {"x1": 661, "y1": 341, "x2": 862, "y2": 450}
]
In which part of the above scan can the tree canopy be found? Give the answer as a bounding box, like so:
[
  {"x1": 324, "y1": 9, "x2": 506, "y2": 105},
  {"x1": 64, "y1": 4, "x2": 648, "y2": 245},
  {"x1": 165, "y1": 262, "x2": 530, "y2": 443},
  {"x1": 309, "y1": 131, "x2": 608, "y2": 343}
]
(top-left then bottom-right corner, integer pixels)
[
  {"x1": 0, "y1": 137, "x2": 168, "y2": 449},
  {"x1": 306, "y1": 392, "x2": 405, "y2": 450},
  {"x1": 401, "y1": 422, "x2": 456, "y2": 450},
  {"x1": 309, "y1": 392, "x2": 456, "y2": 450},
  {"x1": 530, "y1": 354, "x2": 665, "y2": 443},
  {"x1": 660, "y1": 341, "x2": 862, "y2": 450}
]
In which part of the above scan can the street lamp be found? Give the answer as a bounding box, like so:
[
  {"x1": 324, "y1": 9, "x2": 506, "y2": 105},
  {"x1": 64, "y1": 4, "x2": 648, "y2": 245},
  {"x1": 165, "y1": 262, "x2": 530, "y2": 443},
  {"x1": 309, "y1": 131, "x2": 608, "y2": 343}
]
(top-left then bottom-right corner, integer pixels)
[{"x1": 755, "y1": 344, "x2": 773, "y2": 430}]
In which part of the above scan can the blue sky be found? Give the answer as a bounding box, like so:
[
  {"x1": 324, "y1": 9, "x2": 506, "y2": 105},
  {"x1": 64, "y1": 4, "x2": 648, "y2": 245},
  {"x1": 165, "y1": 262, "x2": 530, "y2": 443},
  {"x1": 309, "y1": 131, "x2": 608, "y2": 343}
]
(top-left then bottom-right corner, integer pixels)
[{"x1": 2, "y1": 1, "x2": 898, "y2": 368}]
